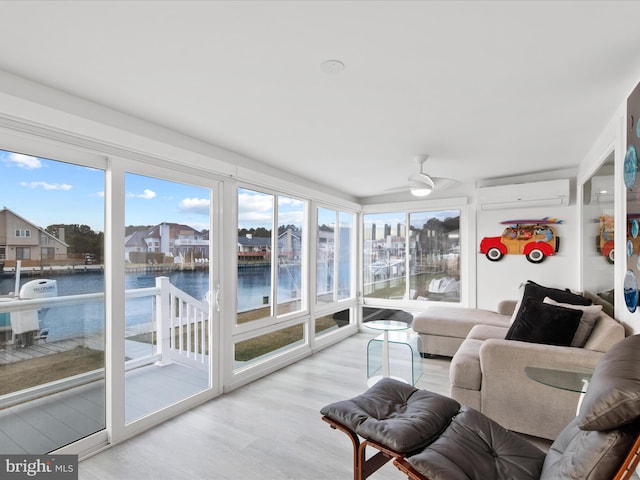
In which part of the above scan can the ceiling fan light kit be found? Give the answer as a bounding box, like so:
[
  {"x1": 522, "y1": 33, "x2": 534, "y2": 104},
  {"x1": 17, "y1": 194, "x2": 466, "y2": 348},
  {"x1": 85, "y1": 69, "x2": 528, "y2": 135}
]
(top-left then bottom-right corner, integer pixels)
[
  {"x1": 384, "y1": 154, "x2": 456, "y2": 197},
  {"x1": 409, "y1": 155, "x2": 435, "y2": 196},
  {"x1": 410, "y1": 186, "x2": 433, "y2": 197},
  {"x1": 409, "y1": 173, "x2": 435, "y2": 197}
]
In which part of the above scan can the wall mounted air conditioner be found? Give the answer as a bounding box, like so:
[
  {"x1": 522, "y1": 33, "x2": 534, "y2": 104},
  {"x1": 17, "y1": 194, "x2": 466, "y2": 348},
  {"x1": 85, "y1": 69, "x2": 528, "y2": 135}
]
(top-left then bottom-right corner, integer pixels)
[
  {"x1": 478, "y1": 179, "x2": 570, "y2": 210},
  {"x1": 587, "y1": 175, "x2": 614, "y2": 205}
]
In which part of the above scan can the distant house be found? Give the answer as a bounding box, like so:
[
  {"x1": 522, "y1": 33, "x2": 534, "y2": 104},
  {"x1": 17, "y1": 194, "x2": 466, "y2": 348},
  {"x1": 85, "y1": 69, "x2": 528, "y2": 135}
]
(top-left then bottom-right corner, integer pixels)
[
  {"x1": 277, "y1": 227, "x2": 302, "y2": 260},
  {"x1": 123, "y1": 230, "x2": 149, "y2": 262},
  {"x1": 0, "y1": 207, "x2": 69, "y2": 266},
  {"x1": 124, "y1": 222, "x2": 209, "y2": 263},
  {"x1": 237, "y1": 234, "x2": 271, "y2": 262}
]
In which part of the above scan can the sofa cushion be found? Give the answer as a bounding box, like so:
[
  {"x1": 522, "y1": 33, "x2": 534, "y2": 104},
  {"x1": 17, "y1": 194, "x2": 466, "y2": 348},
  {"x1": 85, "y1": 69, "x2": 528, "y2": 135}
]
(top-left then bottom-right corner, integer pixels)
[
  {"x1": 579, "y1": 335, "x2": 640, "y2": 431},
  {"x1": 412, "y1": 306, "x2": 510, "y2": 337},
  {"x1": 505, "y1": 297, "x2": 582, "y2": 346},
  {"x1": 320, "y1": 377, "x2": 461, "y2": 453},
  {"x1": 511, "y1": 280, "x2": 591, "y2": 325},
  {"x1": 543, "y1": 297, "x2": 602, "y2": 347}
]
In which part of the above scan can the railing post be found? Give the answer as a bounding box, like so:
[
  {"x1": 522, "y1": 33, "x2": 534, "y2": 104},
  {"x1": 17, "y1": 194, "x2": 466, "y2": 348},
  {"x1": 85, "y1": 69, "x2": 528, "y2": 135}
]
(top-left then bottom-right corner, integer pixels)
[{"x1": 155, "y1": 276, "x2": 171, "y2": 359}]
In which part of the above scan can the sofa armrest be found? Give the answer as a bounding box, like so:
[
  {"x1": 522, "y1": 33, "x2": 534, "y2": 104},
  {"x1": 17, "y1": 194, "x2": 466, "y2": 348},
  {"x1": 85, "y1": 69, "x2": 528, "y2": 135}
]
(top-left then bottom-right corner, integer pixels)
[
  {"x1": 467, "y1": 324, "x2": 508, "y2": 341},
  {"x1": 478, "y1": 338, "x2": 604, "y2": 439},
  {"x1": 480, "y1": 338, "x2": 604, "y2": 372},
  {"x1": 497, "y1": 300, "x2": 518, "y2": 316}
]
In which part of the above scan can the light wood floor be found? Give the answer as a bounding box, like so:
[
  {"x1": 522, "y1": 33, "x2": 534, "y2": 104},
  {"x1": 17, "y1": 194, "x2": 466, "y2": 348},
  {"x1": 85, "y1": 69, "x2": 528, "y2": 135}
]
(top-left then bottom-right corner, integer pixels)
[{"x1": 78, "y1": 332, "x2": 536, "y2": 480}]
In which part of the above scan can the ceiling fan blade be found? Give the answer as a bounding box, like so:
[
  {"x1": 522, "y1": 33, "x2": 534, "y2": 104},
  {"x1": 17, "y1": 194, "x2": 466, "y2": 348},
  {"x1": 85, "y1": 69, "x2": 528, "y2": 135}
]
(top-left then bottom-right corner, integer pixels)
[
  {"x1": 384, "y1": 185, "x2": 411, "y2": 193},
  {"x1": 432, "y1": 177, "x2": 459, "y2": 189}
]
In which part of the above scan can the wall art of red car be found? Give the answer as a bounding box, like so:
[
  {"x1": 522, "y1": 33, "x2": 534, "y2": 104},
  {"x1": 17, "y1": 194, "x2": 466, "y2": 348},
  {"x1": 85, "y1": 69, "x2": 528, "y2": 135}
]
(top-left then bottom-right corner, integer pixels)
[{"x1": 480, "y1": 218, "x2": 561, "y2": 264}]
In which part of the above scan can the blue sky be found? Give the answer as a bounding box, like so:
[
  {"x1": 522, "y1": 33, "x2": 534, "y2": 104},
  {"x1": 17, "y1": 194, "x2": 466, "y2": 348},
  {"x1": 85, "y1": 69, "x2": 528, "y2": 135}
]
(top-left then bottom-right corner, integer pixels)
[
  {"x1": 0, "y1": 149, "x2": 307, "y2": 233},
  {"x1": 0, "y1": 149, "x2": 212, "y2": 232}
]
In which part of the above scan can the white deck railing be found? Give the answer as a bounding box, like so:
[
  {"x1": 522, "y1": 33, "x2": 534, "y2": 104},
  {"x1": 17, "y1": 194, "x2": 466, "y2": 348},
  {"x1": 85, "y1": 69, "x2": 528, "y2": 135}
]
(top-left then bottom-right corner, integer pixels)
[
  {"x1": 0, "y1": 276, "x2": 210, "y2": 408},
  {"x1": 154, "y1": 276, "x2": 209, "y2": 371}
]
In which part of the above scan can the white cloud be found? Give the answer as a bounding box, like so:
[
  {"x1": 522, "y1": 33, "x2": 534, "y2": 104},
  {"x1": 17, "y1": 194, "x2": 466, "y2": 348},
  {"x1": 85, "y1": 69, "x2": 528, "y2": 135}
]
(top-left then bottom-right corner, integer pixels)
[
  {"x1": 20, "y1": 181, "x2": 72, "y2": 191},
  {"x1": 128, "y1": 189, "x2": 156, "y2": 199},
  {"x1": 179, "y1": 197, "x2": 210, "y2": 215},
  {"x1": 278, "y1": 197, "x2": 303, "y2": 208},
  {"x1": 278, "y1": 210, "x2": 304, "y2": 226},
  {"x1": 2, "y1": 153, "x2": 42, "y2": 169},
  {"x1": 238, "y1": 191, "x2": 274, "y2": 228}
]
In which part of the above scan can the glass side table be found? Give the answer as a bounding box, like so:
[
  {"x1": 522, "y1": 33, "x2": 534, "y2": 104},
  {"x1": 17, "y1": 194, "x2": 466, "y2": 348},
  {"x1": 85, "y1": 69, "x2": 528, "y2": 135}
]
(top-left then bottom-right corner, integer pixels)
[
  {"x1": 364, "y1": 320, "x2": 422, "y2": 386},
  {"x1": 525, "y1": 365, "x2": 594, "y2": 415}
]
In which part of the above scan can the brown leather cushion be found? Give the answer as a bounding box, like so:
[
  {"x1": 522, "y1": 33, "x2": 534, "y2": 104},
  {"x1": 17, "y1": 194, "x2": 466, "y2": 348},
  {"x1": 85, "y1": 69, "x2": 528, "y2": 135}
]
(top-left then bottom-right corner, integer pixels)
[
  {"x1": 541, "y1": 417, "x2": 639, "y2": 480},
  {"x1": 404, "y1": 406, "x2": 545, "y2": 480},
  {"x1": 320, "y1": 378, "x2": 460, "y2": 453},
  {"x1": 579, "y1": 334, "x2": 640, "y2": 431}
]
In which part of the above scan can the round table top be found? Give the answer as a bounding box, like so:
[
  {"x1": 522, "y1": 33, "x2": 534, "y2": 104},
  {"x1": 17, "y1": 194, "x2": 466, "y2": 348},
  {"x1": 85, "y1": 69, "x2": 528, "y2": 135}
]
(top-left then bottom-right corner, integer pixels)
[
  {"x1": 363, "y1": 320, "x2": 411, "y2": 332},
  {"x1": 524, "y1": 365, "x2": 593, "y2": 393}
]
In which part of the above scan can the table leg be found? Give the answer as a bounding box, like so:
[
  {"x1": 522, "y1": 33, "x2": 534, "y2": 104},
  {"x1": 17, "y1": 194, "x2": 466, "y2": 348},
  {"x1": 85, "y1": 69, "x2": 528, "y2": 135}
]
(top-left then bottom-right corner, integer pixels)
[
  {"x1": 576, "y1": 378, "x2": 589, "y2": 415},
  {"x1": 382, "y1": 330, "x2": 390, "y2": 377}
]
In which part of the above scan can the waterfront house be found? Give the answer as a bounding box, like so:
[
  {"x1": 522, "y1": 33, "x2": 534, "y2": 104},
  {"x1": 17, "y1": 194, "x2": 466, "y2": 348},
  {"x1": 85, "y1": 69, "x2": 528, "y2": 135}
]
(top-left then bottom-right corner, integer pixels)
[
  {"x1": 123, "y1": 230, "x2": 148, "y2": 263},
  {"x1": 238, "y1": 234, "x2": 271, "y2": 263},
  {"x1": 124, "y1": 222, "x2": 209, "y2": 264},
  {"x1": 277, "y1": 227, "x2": 302, "y2": 261},
  {"x1": 0, "y1": 2, "x2": 639, "y2": 477},
  {"x1": 0, "y1": 207, "x2": 69, "y2": 268}
]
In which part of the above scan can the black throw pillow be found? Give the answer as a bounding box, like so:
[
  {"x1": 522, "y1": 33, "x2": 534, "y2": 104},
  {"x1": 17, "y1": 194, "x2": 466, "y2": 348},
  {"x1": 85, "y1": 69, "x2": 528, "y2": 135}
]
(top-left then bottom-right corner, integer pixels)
[
  {"x1": 522, "y1": 280, "x2": 592, "y2": 306},
  {"x1": 511, "y1": 280, "x2": 592, "y2": 327},
  {"x1": 505, "y1": 297, "x2": 582, "y2": 346}
]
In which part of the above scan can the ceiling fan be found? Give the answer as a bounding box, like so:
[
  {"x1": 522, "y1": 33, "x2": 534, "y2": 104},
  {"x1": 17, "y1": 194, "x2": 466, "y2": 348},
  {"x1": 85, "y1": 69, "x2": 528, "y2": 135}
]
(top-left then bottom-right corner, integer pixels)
[{"x1": 386, "y1": 154, "x2": 457, "y2": 197}]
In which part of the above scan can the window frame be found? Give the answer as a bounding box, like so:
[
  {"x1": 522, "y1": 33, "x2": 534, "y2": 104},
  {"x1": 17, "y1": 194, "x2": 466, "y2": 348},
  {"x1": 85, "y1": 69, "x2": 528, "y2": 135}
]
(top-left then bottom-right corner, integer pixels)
[{"x1": 361, "y1": 198, "x2": 470, "y2": 311}]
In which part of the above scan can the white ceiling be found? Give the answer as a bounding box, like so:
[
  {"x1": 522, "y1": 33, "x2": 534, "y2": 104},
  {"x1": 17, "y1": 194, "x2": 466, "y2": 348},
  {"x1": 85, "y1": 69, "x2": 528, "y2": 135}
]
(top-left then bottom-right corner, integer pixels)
[{"x1": 1, "y1": 1, "x2": 640, "y2": 201}]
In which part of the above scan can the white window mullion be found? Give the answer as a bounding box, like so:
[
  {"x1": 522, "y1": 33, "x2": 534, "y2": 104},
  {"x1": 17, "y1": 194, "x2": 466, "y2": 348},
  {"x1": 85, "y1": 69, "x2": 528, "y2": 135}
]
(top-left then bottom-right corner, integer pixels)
[{"x1": 105, "y1": 157, "x2": 127, "y2": 444}]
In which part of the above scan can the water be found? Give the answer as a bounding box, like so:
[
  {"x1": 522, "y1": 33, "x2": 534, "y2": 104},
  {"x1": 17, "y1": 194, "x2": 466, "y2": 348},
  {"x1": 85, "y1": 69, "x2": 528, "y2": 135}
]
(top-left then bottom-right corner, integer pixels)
[{"x1": 0, "y1": 265, "x2": 301, "y2": 341}]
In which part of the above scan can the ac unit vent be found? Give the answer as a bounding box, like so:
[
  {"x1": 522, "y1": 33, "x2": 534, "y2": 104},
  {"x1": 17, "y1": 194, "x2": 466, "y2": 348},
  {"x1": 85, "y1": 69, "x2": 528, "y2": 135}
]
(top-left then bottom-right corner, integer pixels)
[{"x1": 478, "y1": 179, "x2": 570, "y2": 210}]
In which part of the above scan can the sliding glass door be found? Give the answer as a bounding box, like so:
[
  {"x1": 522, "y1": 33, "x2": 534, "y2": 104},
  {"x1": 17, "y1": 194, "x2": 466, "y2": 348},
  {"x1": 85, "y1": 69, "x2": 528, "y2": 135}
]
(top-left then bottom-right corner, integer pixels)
[
  {"x1": 0, "y1": 148, "x2": 106, "y2": 453},
  {"x1": 124, "y1": 172, "x2": 213, "y2": 423}
]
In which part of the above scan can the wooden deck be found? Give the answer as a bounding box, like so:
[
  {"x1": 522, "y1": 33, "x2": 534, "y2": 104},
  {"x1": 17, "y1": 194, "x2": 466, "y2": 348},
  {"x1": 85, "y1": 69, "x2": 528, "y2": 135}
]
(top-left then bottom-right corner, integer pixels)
[{"x1": 0, "y1": 338, "x2": 86, "y2": 364}]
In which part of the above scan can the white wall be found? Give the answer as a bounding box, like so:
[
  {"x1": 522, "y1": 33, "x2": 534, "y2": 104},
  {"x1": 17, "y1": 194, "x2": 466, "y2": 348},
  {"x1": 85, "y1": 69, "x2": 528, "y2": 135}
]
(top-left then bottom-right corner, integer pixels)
[
  {"x1": 576, "y1": 87, "x2": 640, "y2": 335},
  {"x1": 476, "y1": 204, "x2": 579, "y2": 311}
]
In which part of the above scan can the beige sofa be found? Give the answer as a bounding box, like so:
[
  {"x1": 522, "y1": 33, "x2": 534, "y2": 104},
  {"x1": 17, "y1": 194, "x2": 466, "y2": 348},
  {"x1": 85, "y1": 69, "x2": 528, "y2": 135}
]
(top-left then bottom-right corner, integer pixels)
[
  {"x1": 412, "y1": 301, "x2": 516, "y2": 357},
  {"x1": 450, "y1": 309, "x2": 625, "y2": 440}
]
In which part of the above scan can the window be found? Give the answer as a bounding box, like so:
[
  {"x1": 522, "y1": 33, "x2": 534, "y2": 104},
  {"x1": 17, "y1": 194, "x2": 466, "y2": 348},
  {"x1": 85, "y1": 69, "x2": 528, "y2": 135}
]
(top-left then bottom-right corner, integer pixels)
[
  {"x1": 15, "y1": 246, "x2": 31, "y2": 260},
  {"x1": 363, "y1": 212, "x2": 407, "y2": 300},
  {"x1": 41, "y1": 247, "x2": 55, "y2": 260},
  {"x1": 364, "y1": 210, "x2": 461, "y2": 302},
  {"x1": 237, "y1": 188, "x2": 274, "y2": 324},
  {"x1": 317, "y1": 208, "x2": 355, "y2": 304},
  {"x1": 277, "y1": 195, "x2": 304, "y2": 315},
  {"x1": 0, "y1": 147, "x2": 105, "y2": 454},
  {"x1": 234, "y1": 322, "x2": 304, "y2": 368},
  {"x1": 234, "y1": 188, "x2": 309, "y2": 369},
  {"x1": 237, "y1": 188, "x2": 307, "y2": 324}
]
